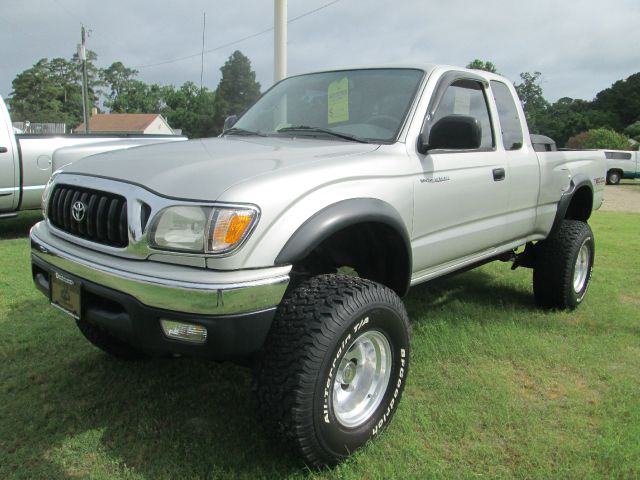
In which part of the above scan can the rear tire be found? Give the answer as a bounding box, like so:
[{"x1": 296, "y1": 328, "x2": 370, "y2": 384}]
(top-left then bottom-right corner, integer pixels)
[
  {"x1": 533, "y1": 220, "x2": 595, "y2": 310},
  {"x1": 77, "y1": 320, "x2": 148, "y2": 360},
  {"x1": 256, "y1": 274, "x2": 410, "y2": 467},
  {"x1": 606, "y1": 170, "x2": 621, "y2": 185}
]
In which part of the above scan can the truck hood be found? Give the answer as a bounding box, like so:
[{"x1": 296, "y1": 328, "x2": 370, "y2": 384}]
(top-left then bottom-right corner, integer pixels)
[{"x1": 64, "y1": 136, "x2": 379, "y2": 200}]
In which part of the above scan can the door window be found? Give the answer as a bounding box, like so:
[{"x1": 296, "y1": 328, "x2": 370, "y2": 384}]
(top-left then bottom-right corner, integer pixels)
[
  {"x1": 490, "y1": 81, "x2": 524, "y2": 150},
  {"x1": 431, "y1": 80, "x2": 494, "y2": 149}
]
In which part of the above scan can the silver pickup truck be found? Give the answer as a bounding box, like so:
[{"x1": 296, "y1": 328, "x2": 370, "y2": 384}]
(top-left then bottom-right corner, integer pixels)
[
  {"x1": 30, "y1": 64, "x2": 606, "y2": 466},
  {"x1": 0, "y1": 95, "x2": 185, "y2": 218}
]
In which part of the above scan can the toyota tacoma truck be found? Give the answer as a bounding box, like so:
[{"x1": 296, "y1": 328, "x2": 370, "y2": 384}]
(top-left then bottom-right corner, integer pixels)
[
  {"x1": 30, "y1": 65, "x2": 606, "y2": 467},
  {"x1": 0, "y1": 95, "x2": 185, "y2": 218}
]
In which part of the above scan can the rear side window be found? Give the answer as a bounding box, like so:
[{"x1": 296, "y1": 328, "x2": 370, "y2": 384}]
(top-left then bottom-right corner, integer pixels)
[
  {"x1": 432, "y1": 80, "x2": 494, "y2": 149},
  {"x1": 605, "y1": 151, "x2": 632, "y2": 160},
  {"x1": 491, "y1": 81, "x2": 523, "y2": 150}
]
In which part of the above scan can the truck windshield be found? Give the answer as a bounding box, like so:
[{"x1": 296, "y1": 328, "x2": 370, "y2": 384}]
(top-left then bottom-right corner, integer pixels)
[{"x1": 232, "y1": 68, "x2": 424, "y2": 143}]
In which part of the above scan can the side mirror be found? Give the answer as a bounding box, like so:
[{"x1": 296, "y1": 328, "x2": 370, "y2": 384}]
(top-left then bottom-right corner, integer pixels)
[
  {"x1": 223, "y1": 115, "x2": 238, "y2": 132},
  {"x1": 419, "y1": 115, "x2": 482, "y2": 153}
]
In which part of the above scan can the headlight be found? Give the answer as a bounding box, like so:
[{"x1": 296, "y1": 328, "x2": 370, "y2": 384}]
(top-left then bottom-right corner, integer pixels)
[
  {"x1": 149, "y1": 206, "x2": 209, "y2": 252},
  {"x1": 149, "y1": 205, "x2": 259, "y2": 254}
]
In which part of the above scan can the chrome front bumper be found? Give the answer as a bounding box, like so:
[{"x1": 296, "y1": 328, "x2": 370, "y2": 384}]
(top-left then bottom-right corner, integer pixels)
[{"x1": 30, "y1": 223, "x2": 290, "y2": 316}]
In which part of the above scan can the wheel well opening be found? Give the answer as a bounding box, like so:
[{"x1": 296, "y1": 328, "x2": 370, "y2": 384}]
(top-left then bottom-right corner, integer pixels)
[
  {"x1": 565, "y1": 186, "x2": 592, "y2": 222},
  {"x1": 291, "y1": 222, "x2": 411, "y2": 296}
]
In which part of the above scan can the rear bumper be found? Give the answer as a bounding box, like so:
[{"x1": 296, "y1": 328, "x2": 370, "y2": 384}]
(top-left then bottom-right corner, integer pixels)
[{"x1": 30, "y1": 223, "x2": 290, "y2": 359}]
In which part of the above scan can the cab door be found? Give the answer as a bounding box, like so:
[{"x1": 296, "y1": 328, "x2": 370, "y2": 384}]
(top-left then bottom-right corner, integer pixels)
[
  {"x1": 411, "y1": 75, "x2": 509, "y2": 274},
  {"x1": 0, "y1": 102, "x2": 19, "y2": 212},
  {"x1": 489, "y1": 80, "x2": 540, "y2": 241}
]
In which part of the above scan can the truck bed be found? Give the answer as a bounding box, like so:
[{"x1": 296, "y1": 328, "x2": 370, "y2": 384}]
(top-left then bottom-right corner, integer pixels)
[{"x1": 536, "y1": 150, "x2": 606, "y2": 231}]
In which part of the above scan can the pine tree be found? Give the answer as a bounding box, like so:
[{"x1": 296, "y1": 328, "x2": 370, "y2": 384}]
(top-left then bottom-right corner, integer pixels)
[{"x1": 212, "y1": 51, "x2": 261, "y2": 134}]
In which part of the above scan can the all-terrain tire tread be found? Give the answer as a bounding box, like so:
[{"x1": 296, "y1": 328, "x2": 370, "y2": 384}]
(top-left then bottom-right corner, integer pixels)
[
  {"x1": 255, "y1": 274, "x2": 409, "y2": 467},
  {"x1": 533, "y1": 219, "x2": 594, "y2": 309}
]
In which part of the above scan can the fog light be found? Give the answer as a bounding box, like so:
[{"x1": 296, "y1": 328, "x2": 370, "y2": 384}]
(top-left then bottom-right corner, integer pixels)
[{"x1": 160, "y1": 320, "x2": 208, "y2": 344}]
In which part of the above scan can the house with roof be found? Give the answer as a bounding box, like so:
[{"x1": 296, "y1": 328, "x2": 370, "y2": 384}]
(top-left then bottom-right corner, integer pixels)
[{"x1": 75, "y1": 113, "x2": 176, "y2": 135}]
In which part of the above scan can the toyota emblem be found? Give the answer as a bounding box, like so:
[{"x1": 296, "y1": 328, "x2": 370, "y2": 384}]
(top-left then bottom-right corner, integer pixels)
[{"x1": 72, "y1": 201, "x2": 86, "y2": 222}]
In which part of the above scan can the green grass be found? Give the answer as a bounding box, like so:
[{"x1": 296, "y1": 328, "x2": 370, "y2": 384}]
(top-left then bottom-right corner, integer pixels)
[
  {"x1": 0, "y1": 210, "x2": 43, "y2": 239},
  {"x1": 1, "y1": 210, "x2": 639, "y2": 479}
]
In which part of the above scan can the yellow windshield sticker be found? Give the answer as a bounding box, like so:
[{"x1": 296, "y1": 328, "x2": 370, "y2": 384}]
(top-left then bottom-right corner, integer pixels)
[{"x1": 328, "y1": 77, "x2": 349, "y2": 124}]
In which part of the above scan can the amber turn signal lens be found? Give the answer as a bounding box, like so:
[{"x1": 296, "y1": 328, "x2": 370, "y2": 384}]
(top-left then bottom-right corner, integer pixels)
[
  {"x1": 208, "y1": 208, "x2": 257, "y2": 253},
  {"x1": 224, "y1": 214, "x2": 253, "y2": 243}
]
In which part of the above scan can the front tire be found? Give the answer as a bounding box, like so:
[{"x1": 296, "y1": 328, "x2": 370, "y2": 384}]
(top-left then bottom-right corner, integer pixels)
[
  {"x1": 533, "y1": 220, "x2": 595, "y2": 310},
  {"x1": 256, "y1": 274, "x2": 410, "y2": 467}
]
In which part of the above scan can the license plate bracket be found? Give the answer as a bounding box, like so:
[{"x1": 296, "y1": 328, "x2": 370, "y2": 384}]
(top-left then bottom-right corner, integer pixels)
[{"x1": 50, "y1": 271, "x2": 82, "y2": 319}]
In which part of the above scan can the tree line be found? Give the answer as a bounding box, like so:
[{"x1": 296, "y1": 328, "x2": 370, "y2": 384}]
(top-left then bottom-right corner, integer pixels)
[
  {"x1": 467, "y1": 59, "x2": 639, "y2": 149},
  {"x1": 7, "y1": 53, "x2": 638, "y2": 147},
  {"x1": 6, "y1": 50, "x2": 261, "y2": 138}
]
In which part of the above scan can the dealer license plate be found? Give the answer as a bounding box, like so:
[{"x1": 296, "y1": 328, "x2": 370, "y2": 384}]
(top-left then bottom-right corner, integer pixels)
[{"x1": 51, "y1": 271, "x2": 81, "y2": 319}]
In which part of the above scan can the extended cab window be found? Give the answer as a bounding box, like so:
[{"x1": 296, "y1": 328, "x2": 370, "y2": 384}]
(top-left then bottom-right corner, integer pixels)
[
  {"x1": 491, "y1": 81, "x2": 524, "y2": 150},
  {"x1": 605, "y1": 151, "x2": 632, "y2": 160},
  {"x1": 432, "y1": 80, "x2": 494, "y2": 149}
]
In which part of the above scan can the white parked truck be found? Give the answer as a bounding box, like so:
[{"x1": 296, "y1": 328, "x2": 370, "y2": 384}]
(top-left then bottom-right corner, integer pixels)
[
  {"x1": 30, "y1": 64, "x2": 606, "y2": 466},
  {"x1": 0, "y1": 95, "x2": 185, "y2": 218},
  {"x1": 604, "y1": 150, "x2": 640, "y2": 184}
]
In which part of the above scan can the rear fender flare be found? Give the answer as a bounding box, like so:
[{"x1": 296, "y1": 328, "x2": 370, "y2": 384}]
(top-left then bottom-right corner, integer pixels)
[{"x1": 550, "y1": 174, "x2": 593, "y2": 236}]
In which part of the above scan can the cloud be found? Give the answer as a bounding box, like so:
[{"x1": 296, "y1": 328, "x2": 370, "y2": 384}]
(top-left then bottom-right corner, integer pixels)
[{"x1": 1, "y1": 0, "x2": 638, "y2": 104}]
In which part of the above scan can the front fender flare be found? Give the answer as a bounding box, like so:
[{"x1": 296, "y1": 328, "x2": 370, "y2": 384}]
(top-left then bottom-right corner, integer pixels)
[{"x1": 275, "y1": 198, "x2": 412, "y2": 292}]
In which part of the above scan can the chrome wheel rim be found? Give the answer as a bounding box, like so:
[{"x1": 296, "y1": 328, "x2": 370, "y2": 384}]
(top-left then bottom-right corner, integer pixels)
[
  {"x1": 332, "y1": 329, "x2": 392, "y2": 428},
  {"x1": 573, "y1": 241, "x2": 590, "y2": 293}
]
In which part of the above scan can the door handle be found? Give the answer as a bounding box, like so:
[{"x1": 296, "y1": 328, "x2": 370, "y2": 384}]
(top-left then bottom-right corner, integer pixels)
[
  {"x1": 493, "y1": 168, "x2": 505, "y2": 181},
  {"x1": 0, "y1": 146, "x2": 7, "y2": 153}
]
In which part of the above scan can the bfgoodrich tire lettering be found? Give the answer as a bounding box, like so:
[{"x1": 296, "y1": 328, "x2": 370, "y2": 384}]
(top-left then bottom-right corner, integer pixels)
[
  {"x1": 533, "y1": 220, "x2": 595, "y2": 310},
  {"x1": 256, "y1": 274, "x2": 410, "y2": 467}
]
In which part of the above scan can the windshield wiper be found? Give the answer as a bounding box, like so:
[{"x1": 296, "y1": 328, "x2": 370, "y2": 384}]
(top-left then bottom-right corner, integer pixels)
[
  {"x1": 223, "y1": 127, "x2": 268, "y2": 137},
  {"x1": 277, "y1": 126, "x2": 369, "y2": 143}
]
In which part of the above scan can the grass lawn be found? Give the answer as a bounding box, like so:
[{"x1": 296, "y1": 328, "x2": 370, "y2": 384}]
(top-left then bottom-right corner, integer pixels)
[{"x1": 0, "y1": 210, "x2": 638, "y2": 479}]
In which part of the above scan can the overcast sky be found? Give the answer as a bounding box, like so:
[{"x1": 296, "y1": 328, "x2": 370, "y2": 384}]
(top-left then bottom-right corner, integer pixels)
[{"x1": 1, "y1": 0, "x2": 639, "y2": 104}]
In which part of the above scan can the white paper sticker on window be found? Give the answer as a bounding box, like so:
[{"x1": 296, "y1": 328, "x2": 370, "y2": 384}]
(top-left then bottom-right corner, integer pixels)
[{"x1": 453, "y1": 88, "x2": 471, "y2": 115}]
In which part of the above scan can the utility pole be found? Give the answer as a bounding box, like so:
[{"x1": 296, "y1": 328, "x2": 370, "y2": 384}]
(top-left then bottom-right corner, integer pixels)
[
  {"x1": 274, "y1": 0, "x2": 287, "y2": 82},
  {"x1": 79, "y1": 26, "x2": 90, "y2": 133},
  {"x1": 200, "y1": 12, "x2": 206, "y2": 91}
]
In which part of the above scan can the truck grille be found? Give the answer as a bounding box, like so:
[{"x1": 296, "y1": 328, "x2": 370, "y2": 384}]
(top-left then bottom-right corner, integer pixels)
[{"x1": 48, "y1": 185, "x2": 129, "y2": 248}]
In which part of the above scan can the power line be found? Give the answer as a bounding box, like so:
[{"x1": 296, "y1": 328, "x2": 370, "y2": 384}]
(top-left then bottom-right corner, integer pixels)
[
  {"x1": 133, "y1": 0, "x2": 340, "y2": 70},
  {"x1": 286, "y1": 0, "x2": 340, "y2": 23}
]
